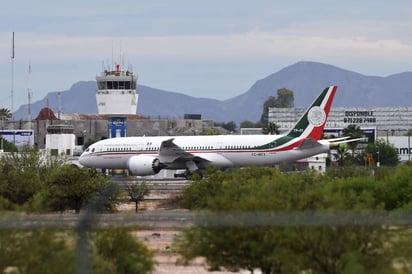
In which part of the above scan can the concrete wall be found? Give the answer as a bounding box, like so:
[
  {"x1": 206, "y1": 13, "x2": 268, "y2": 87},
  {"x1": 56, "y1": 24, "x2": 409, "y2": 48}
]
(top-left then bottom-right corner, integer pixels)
[{"x1": 2, "y1": 118, "x2": 221, "y2": 149}]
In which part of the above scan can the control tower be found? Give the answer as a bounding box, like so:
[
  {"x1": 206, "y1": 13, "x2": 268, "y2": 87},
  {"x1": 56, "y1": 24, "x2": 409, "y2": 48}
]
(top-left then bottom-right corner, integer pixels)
[{"x1": 96, "y1": 64, "x2": 138, "y2": 115}]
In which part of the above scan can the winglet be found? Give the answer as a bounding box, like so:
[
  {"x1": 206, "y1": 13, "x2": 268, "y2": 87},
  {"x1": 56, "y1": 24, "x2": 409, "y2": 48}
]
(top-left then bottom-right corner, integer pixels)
[{"x1": 286, "y1": 86, "x2": 337, "y2": 141}]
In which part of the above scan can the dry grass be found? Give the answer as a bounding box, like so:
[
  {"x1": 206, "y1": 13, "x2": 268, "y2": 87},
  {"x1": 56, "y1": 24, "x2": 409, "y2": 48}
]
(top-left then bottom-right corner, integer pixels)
[
  {"x1": 135, "y1": 229, "x2": 253, "y2": 274},
  {"x1": 120, "y1": 197, "x2": 251, "y2": 274}
]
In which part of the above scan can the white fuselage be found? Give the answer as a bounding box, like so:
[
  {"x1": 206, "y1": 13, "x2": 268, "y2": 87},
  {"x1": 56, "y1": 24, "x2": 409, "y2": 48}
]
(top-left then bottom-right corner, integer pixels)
[{"x1": 79, "y1": 134, "x2": 329, "y2": 171}]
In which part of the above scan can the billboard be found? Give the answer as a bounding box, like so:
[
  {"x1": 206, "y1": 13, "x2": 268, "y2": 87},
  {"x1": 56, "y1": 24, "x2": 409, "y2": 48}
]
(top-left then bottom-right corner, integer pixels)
[
  {"x1": 386, "y1": 136, "x2": 412, "y2": 162},
  {"x1": 108, "y1": 117, "x2": 127, "y2": 138},
  {"x1": 0, "y1": 130, "x2": 34, "y2": 147}
]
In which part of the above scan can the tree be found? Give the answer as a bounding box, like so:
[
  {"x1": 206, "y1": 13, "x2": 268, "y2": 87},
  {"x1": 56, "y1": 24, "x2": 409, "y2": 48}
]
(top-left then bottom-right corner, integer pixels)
[
  {"x1": 0, "y1": 146, "x2": 49, "y2": 207},
  {"x1": 93, "y1": 228, "x2": 156, "y2": 274},
  {"x1": 176, "y1": 167, "x2": 403, "y2": 274},
  {"x1": 0, "y1": 146, "x2": 83, "y2": 210},
  {"x1": 0, "y1": 108, "x2": 11, "y2": 122},
  {"x1": 1, "y1": 144, "x2": 43, "y2": 172},
  {"x1": 0, "y1": 145, "x2": 124, "y2": 213},
  {"x1": 333, "y1": 142, "x2": 351, "y2": 167},
  {"x1": 0, "y1": 164, "x2": 42, "y2": 207},
  {"x1": 275, "y1": 88, "x2": 294, "y2": 108},
  {"x1": 240, "y1": 120, "x2": 259, "y2": 129},
  {"x1": 0, "y1": 137, "x2": 17, "y2": 152},
  {"x1": 260, "y1": 88, "x2": 294, "y2": 124},
  {"x1": 177, "y1": 168, "x2": 292, "y2": 274},
  {"x1": 125, "y1": 182, "x2": 150, "y2": 212},
  {"x1": 260, "y1": 96, "x2": 277, "y2": 124},
  {"x1": 40, "y1": 166, "x2": 118, "y2": 213},
  {"x1": 206, "y1": 128, "x2": 219, "y2": 135},
  {"x1": 364, "y1": 138, "x2": 399, "y2": 166},
  {"x1": 262, "y1": 122, "x2": 280, "y2": 135},
  {"x1": 0, "y1": 230, "x2": 75, "y2": 274},
  {"x1": 215, "y1": 121, "x2": 237, "y2": 132},
  {"x1": 342, "y1": 124, "x2": 363, "y2": 155},
  {"x1": 0, "y1": 228, "x2": 154, "y2": 274},
  {"x1": 373, "y1": 163, "x2": 412, "y2": 209}
]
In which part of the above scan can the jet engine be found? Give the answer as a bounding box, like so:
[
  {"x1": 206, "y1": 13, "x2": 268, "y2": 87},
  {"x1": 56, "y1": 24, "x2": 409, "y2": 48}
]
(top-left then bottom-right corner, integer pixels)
[{"x1": 127, "y1": 155, "x2": 163, "y2": 176}]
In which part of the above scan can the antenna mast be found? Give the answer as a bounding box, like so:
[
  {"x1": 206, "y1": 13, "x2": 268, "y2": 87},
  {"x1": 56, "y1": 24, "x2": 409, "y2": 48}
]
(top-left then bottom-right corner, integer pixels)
[
  {"x1": 28, "y1": 63, "x2": 33, "y2": 126},
  {"x1": 119, "y1": 40, "x2": 122, "y2": 69},
  {"x1": 58, "y1": 92, "x2": 61, "y2": 119},
  {"x1": 11, "y1": 32, "x2": 15, "y2": 121},
  {"x1": 111, "y1": 40, "x2": 114, "y2": 70}
]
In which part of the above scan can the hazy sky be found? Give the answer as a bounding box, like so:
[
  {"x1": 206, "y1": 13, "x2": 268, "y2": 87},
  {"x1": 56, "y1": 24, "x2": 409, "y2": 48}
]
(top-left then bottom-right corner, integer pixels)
[{"x1": 1, "y1": 0, "x2": 412, "y2": 111}]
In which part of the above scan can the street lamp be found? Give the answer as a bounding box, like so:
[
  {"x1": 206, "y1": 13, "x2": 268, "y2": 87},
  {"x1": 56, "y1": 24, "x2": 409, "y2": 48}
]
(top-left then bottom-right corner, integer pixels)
[
  {"x1": 377, "y1": 150, "x2": 380, "y2": 167},
  {"x1": 408, "y1": 129, "x2": 411, "y2": 161}
]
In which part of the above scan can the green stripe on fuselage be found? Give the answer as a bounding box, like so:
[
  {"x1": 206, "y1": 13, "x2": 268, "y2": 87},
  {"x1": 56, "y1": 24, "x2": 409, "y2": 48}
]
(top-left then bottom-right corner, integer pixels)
[
  {"x1": 256, "y1": 87, "x2": 329, "y2": 150},
  {"x1": 255, "y1": 135, "x2": 294, "y2": 150}
]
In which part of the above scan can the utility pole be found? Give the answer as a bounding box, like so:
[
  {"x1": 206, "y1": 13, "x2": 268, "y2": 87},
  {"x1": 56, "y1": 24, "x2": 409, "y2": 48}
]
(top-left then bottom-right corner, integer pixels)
[
  {"x1": 28, "y1": 63, "x2": 33, "y2": 129},
  {"x1": 11, "y1": 32, "x2": 15, "y2": 121}
]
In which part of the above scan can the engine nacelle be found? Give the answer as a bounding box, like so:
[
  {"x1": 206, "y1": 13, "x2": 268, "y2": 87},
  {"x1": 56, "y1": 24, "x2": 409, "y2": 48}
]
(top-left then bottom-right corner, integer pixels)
[{"x1": 127, "y1": 155, "x2": 163, "y2": 176}]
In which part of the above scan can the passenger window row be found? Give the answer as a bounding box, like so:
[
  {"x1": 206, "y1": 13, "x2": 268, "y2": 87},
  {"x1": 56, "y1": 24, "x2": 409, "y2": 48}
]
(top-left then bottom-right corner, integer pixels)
[{"x1": 104, "y1": 145, "x2": 252, "y2": 152}]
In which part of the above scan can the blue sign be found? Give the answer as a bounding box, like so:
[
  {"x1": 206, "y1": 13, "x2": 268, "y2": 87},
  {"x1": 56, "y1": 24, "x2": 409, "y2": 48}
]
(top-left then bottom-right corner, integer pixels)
[{"x1": 108, "y1": 117, "x2": 127, "y2": 138}]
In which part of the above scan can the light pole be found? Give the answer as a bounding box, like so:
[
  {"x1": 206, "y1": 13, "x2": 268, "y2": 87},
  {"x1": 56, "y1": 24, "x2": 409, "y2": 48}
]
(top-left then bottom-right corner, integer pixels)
[
  {"x1": 408, "y1": 129, "x2": 411, "y2": 162},
  {"x1": 377, "y1": 150, "x2": 380, "y2": 167}
]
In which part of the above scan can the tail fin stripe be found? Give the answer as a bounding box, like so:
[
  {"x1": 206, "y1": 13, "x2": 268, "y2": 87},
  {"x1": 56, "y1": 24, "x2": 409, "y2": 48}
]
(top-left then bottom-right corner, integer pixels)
[{"x1": 256, "y1": 86, "x2": 337, "y2": 151}]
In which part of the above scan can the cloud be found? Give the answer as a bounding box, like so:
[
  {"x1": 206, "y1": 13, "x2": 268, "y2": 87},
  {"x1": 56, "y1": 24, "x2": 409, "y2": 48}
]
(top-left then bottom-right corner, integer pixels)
[{"x1": 4, "y1": 30, "x2": 412, "y2": 65}]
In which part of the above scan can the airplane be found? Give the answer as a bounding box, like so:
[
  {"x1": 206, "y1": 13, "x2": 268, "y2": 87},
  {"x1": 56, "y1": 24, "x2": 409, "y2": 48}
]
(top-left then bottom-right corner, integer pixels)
[{"x1": 79, "y1": 85, "x2": 348, "y2": 176}]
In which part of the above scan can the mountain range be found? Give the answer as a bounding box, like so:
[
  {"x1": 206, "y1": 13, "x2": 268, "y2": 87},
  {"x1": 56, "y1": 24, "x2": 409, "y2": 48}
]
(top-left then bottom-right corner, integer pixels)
[{"x1": 13, "y1": 61, "x2": 412, "y2": 125}]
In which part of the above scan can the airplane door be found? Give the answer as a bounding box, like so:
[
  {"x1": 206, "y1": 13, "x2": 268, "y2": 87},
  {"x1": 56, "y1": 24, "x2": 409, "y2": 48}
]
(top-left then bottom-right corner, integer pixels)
[
  {"x1": 216, "y1": 142, "x2": 224, "y2": 150},
  {"x1": 136, "y1": 143, "x2": 144, "y2": 151}
]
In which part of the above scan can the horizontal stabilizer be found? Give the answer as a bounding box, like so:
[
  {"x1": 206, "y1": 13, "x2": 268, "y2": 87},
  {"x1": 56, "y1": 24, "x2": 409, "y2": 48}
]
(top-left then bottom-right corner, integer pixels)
[
  {"x1": 320, "y1": 137, "x2": 365, "y2": 148},
  {"x1": 323, "y1": 136, "x2": 350, "y2": 142},
  {"x1": 297, "y1": 138, "x2": 322, "y2": 150}
]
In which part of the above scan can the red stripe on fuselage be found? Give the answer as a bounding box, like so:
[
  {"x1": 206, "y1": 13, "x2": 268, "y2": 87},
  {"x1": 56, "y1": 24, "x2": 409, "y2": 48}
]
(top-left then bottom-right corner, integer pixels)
[
  {"x1": 88, "y1": 143, "x2": 306, "y2": 158},
  {"x1": 273, "y1": 138, "x2": 304, "y2": 152}
]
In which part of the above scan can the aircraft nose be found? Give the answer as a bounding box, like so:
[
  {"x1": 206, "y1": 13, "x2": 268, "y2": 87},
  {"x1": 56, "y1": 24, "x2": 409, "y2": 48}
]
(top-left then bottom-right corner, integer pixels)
[{"x1": 78, "y1": 152, "x2": 89, "y2": 166}]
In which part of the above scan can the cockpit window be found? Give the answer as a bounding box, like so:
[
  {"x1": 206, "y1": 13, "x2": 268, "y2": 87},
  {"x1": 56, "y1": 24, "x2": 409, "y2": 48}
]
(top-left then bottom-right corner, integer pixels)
[
  {"x1": 85, "y1": 148, "x2": 90, "y2": 152},
  {"x1": 91, "y1": 148, "x2": 95, "y2": 153}
]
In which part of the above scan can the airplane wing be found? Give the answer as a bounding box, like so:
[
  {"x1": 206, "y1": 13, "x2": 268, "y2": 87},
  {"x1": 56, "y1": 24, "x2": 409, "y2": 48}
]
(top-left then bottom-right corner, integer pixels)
[
  {"x1": 158, "y1": 138, "x2": 195, "y2": 163},
  {"x1": 158, "y1": 138, "x2": 233, "y2": 170}
]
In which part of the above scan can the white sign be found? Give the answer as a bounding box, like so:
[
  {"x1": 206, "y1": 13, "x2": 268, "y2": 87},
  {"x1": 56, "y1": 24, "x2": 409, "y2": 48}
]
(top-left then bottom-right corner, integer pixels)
[
  {"x1": 386, "y1": 136, "x2": 412, "y2": 162},
  {"x1": 0, "y1": 130, "x2": 34, "y2": 147}
]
